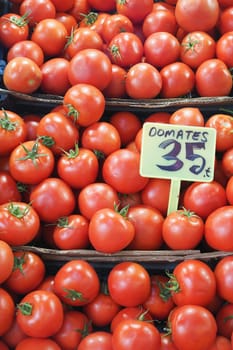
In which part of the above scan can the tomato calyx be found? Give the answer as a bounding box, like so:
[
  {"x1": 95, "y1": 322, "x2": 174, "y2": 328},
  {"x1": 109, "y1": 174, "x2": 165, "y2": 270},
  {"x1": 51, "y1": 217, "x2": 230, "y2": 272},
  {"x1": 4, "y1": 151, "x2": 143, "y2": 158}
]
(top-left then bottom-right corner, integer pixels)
[
  {"x1": 109, "y1": 44, "x2": 121, "y2": 61},
  {"x1": 17, "y1": 181, "x2": 29, "y2": 194},
  {"x1": 0, "y1": 110, "x2": 17, "y2": 131},
  {"x1": 16, "y1": 140, "x2": 50, "y2": 167},
  {"x1": 114, "y1": 203, "x2": 129, "y2": 218},
  {"x1": 65, "y1": 104, "x2": 79, "y2": 123},
  {"x1": 161, "y1": 271, "x2": 181, "y2": 299},
  {"x1": 17, "y1": 302, "x2": 33, "y2": 315},
  {"x1": 181, "y1": 36, "x2": 199, "y2": 53},
  {"x1": 80, "y1": 12, "x2": 98, "y2": 26},
  {"x1": 62, "y1": 143, "x2": 80, "y2": 159},
  {"x1": 93, "y1": 149, "x2": 106, "y2": 160},
  {"x1": 180, "y1": 207, "x2": 198, "y2": 219},
  {"x1": 157, "y1": 277, "x2": 174, "y2": 302},
  {"x1": 3, "y1": 12, "x2": 29, "y2": 27},
  {"x1": 56, "y1": 216, "x2": 71, "y2": 228},
  {"x1": 37, "y1": 135, "x2": 55, "y2": 148},
  {"x1": 63, "y1": 288, "x2": 88, "y2": 302},
  {"x1": 13, "y1": 253, "x2": 26, "y2": 274},
  {"x1": 7, "y1": 202, "x2": 30, "y2": 219}
]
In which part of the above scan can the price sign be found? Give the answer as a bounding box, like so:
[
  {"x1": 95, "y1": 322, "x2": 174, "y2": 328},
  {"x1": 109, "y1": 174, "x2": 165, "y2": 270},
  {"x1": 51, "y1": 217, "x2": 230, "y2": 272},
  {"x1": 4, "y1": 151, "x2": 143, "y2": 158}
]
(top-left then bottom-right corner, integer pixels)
[{"x1": 140, "y1": 122, "x2": 216, "y2": 214}]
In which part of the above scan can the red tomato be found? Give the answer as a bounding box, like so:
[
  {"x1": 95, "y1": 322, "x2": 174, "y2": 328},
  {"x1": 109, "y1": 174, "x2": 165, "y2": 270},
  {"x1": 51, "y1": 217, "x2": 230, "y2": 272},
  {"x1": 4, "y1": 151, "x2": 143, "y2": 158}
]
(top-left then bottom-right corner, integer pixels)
[
  {"x1": 102, "y1": 149, "x2": 149, "y2": 194},
  {"x1": 127, "y1": 205, "x2": 164, "y2": 250},
  {"x1": 4, "y1": 250, "x2": 46, "y2": 295},
  {"x1": 125, "y1": 62, "x2": 162, "y2": 99},
  {"x1": 79, "y1": 12, "x2": 110, "y2": 39},
  {"x1": 175, "y1": 0, "x2": 220, "y2": 32},
  {"x1": 162, "y1": 208, "x2": 204, "y2": 250},
  {"x1": 110, "y1": 306, "x2": 153, "y2": 332},
  {"x1": 144, "y1": 32, "x2": 180, "y2": 68},
  {"x1": 50, "y1": 0, "x2": 74, "y2": 11},
  {"x1": 205, "y1": 113, "x2": 233, "y2": 152},
  {"x1": 78, "y1": 331, "x2": 113, "y2": 350},
  {"x1": 9, "y1": 140, "x2": 55, "y2": 184},
  {"x1": 160, "y1": 333, "x2": 179, "y2": 350},
  {"x1": 2, "y1": 318, "x2": 27, "y2": 350},
  {"x1": 30, "y1": 177, "x2": 76, "y2": 222},
  {"x1": 63, "y1": 83, "x2": 105, "y2": 127},
  {"x1": 0, "y1": 288, "x2": 15, "y2": 336},
  {"x1": 214, "y1": 256, "x2": 233, "y2": 304},
  {"x1": 142, "y1": 9, "x2": 177, "y2": 37},
  {"x1": 170, "y1": 305, "x2": 217, "y2": 350},
  {"x1": 218, "y1": 6, "x2": 233, "y2": 35},
  {"x1": 216, "y1": 303, "x2": 233, "y2": 339},
  {"x1": 7, "y1": 40, "x2": 44, "y2": 67},
  {"x1": 102, "y1": 14, "x2": 134, "y2": 44},
  {"x1": 23, "y1": 113, "x2": 41, "y2": 141},
  {"x1": 0, "y1": 240, "x2": 14, "y2": 284},
  {"x1": 3, "y1": 57, "x2": 42, "y2": 94},
  {"x1": 107, "y1": 261, "x2": 151, "y2": 307},
  {"x1": 112, "y1": 318, "x2": 161, "y2": 350},
  {"x1": 209, "y1": 335, "x2": 231, "y2": 350},
  {"x1": 19, "y1": 0, "x2": 56, "y2": 27},
  {"x1": 68, "y1": 49, "x2": 112, "y2": 91},
  {"x1": 116, "y1": 0, "x2": 154, "y2": 24},
  {"x1": 183, "y1": 181, "x2": 227, "y2": 220},
  {"x1": 0, "y1": 13, "x2": 29, "y2": 48},
  {"x1": 87, "y1": 0, "x2": 116, "y2": 12},
  {"x1": 195, "y1": 59, "x2": 233, "y2": 97},
  {"x1": 169, "y1": 107, "x2": 205, "y2": 126},
  {"x1": 78, "y1": 182, "x2": 119, "y2": 220},
  {"x1": 0, "y1": 171, "x2": 21, "y2": 204},
  {"x1": 16, "y1": 338, "x2": 61, "y2": 350},
  {"x1": 145, "y1": 112, "x2": 171, "y2": 124},
  {"x1": 103, "y1": 64, "x2": 127, "y2": 98},
  {"x1": 31, "y1": 19, "x2": 68, "y2": 57},
  {"x1": 53, "y1": 214, "x2": 89, "y2": 249},
  {"x1": 68, "y1": 0, "x2": 91, "y2": 23},
  {"x1": 216, "y1": 31, "x2": 233, "y2": 68},
  {"x1": 53, "y1": 260, "x2": 100, "y2": 306},
  {"x1": 17, "y1": 290, "x2": 64, "y2": 338},
  {"x1": 0, "y1": 202, "x2": 40, "y2": 246},
  {"x1": 226, "y1": 176, "x2": 233, "y2": 204},
  {"x1": 55, "y1": 12, "x2": 77, "y2": 35}
]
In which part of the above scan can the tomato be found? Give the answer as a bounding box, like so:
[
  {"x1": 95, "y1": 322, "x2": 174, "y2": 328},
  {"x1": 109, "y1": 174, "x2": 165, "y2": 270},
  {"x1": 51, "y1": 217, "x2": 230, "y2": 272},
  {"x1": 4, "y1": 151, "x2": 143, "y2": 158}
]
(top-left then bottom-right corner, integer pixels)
[
  {"x1": 103, "y1": 149, "x2": 149, "y2": 194},
  {"x1": 0, "y1": 13, "x2": 29, "y2": 48},
  {"x1": 36, "y1": 111, "x2": 79, "y2": 155},
  {"x1": 9, "y1": 140, "x2": 55, "y2": 184},
  {"x1": 87, "y1": 0, "x2": 116, "y2": 12},
  {"x1": 0, "y1": 288, "x2": 14, "y2": 336},
  {"x1": 54, "y1": 260, "x2": 100, "y2": 307},
  {"x1": 142, "y1": 9, "x2": 177, "y2": 37},
  {"x1": 226, "y1": 175, "x2": 233, "y2": 204},
  {"x1": 216, "y1": 31, "x2": 233, "y2": 69},
  {"x1": 145, "y1": 112, "x2": 171, "y2": 124},
  {"x1": 180, "y1": 31, "x2": 216, "y2": 69},
  {"x1": 68, "y1": 0, "x2": 91, "y2": 23},
  {"x1": 169, "y1": 107, "x2": 205, "y2": 126},
  {"x1": 116, "y1": 0, "x2": 154, "y2": 24},
  {"x1": 127, "y1": 205, "x2": 164, "y2": 250},
  {"x1": 125, "y1": 62, "x2": 162, "y2": 99},
  {"x1": 183, "y1": 181, "x2": 227, "y2": 220},
  {"x1": 83, "y1": 290, "x2": 121, "y2": 328},
  {"x1": 57, "y1": 145, "x2": 99, "y2": 189},
  {"x1": 205, "y1": 113, "x2": 233, "y2": 152},
  {"x1": 17, "y1": 290, "x2": 64, "y2": 338},
  {"x1": 216, "y1": 303, "x2": 233, "y2": 339},
  {"x1": 160, "y1": 62, "x2": 195, "y2": 98},
  {"x1": 162, "y1": 208, "x2": 204, "y2": 250},
  {"x1": 52, "y1": 309, "x2": 92, "y2": 350},
  {"x1": 79, "y1": 12, "x2": 110, "y2": 39},
  {"x1": 81, "y1": 121, "x2": 121, "y2": 156},
  {"x1": 7, "y1": 40, "x2": 44, "y2": 67},
  {"x1": 169, "y1": 259, "x2": 216, "y2": 307},
  {"x1": 107, "y1": 261, "x2": 151, "y2": 307},
  {"x1": 4, "y1": 250, "x2": 46, "y2": 295},
  {"x1": 170, "y1": 304, "x2": 217, "y2": 350},
  {"x1": 141, "y1": 178, "x2": 171, "y2": 216},
  {"x1": 53, "y1": 214, "x2": 89, "y2": 249},
  {"x1": 110, "y1": 306, "x2": 153, "y2": 332},
  {"x1": 2, "y1": 318, "x2": 27, "y2": 349},
  {"x1": 19, "y1": 0, "x2": 56, "y2": 27},
  {"x1": 209, "y1": 335, "x2": 232, "y2": 350},
  {"x1": 195, "y1": 59, "x2": 233, "y2": 97},
  {"x1": 102, "y1": 14, "x2": 133, "y2": 45},
  {"x1": 214, "y1": 256, "x2": 233, "y2": 304},
  {"x1": 23, "y1": 113, "x2": 41, "y2": 141},
  {"x1": 109, "y1": 111, "x2": 142, "y2": 146},
  {"x1": 0, "y1": 171, "x2": 21, "y2": 204},
  {"x1": 118, "y1": 191, "x2": 142, "y2": 209},
  {"x1": 102, "y1": 64, "x2": 127, "y2": 98},
  {"x1": 3, "y1": 57, "x2": 42, "y2": 94},
  {"x1": 160, "y1": 334, "x2": 178, "y2": 350},
  {"x1": 144, "y1": 32, "x2": 180, "y2": 69},
  {"x1": 78, "y1": 182, "x2": 119, "y2": 220},
  {"x1": 55, "y1": 12, "x2": 77, "y2": 36},
  {"x1": 175, "y1": 0, "x2": 219, "y2": 32},
  {"x1": 65, "y1": 27, "x2": 103, "y2": 59},
  {"x1": 78, "y1": 331, "x2": 113, "y2": 350},
  {"x1": 112, "y1": 318, "x2": 161, "y2": 350},
  {"x1": 0, "y1": 240, "x2": 14, "y2": 284},
  {"x1": 31, "y1": 19, "x2": 68, "y2": 57},
  {"x1": 217, "y1": 6, "x2": 233, "y2": 35},
  {"x1": 0, "y1": 201, "x2": 40, "y2": 246},
  {"x1": 107, "y1": 32, "x2": 144, "y2": 68},
  {"x1": 16, "y1": 338, "x2": 61, "y2": 350},
  {"x1": 50, "y1": 0, "x2": 74, "y2": 11},
  {"x1": 63, "y1": 83, "x2": 105, "y2": 127},
  {"x1": 143, "y1": 274, "x2": 175, "y2": 320}
]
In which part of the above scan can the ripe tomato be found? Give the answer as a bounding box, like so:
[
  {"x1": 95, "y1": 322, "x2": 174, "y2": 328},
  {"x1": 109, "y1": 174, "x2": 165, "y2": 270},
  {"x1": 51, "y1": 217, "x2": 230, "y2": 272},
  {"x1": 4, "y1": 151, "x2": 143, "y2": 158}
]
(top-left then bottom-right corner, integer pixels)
[
  {"x1": 9, "y1": 140, "x2": 55, "y2": 184},
  {"x1": 53, "y1": 214, "x2": 89, "y2": 249},
  {"x1": 183, "y1": 181, "x2": 227, "y2": 220},
  {"x1": 0, "y1": 240, "x2": 14, "y2": 284},
  {"x1": 127, "y1": 205, "x2": 164, "y2": 250},
  {"x1": 170, "y1": 304, "x2": 217, "y2": 350},
  {"x1": 169, "y1": 107, "x2": 205, "y2": 126},
  {"x1": 0, "y1": 202, "x2": 40, "y2": 246},
  {"x1": 0, "y1": 13, "x2": 29, "y2": 48},
  {"x1": 3, "y1": 57, "x2": 42, "y2": 94},
  {"x1": 53, "y1": 260, "x2": 100, "y2": 307},
  {"x1": 110, "y1": 306, "x2": 153, "y2": 332},
  {"x1": 63, "y1": 83, "x2": 105, "y2": 127},
  {"x1": 169, "y1": 259, "x2": 216, "y2": 307},
  {"x1": 0, "y1": 171, "x2": 21, "y2": 204},
  {"x1": 15, "y1": 338, "x2": 61, "y2": 350},
  {"x1": 4, "y1": 250, "x2": 46, "y2": 295},
  {"x1": 50, "y1": 0, "x2": 74, "y2": 11},
  {"x1": 160, "y1": 333, "x2": 178, "y2": 350},
  {"x1": 216, "y1": 303, "x2": 233, "y2": 339},
  {"x1": 116, "y1": 0, "x2": 154, "y2": 24},
  {"x1": 23, "y1": 113, "x2": 41, "y2": 141},
  {"x1": 209, "y1": 335, "x2": 231, "y2": 350},
  {"x1": 217, "y1": 6, "x2": 233, "y2": 35},
  {"x1": 162, "y1": 208, "x2": 204, "y2": 250},
  {"x1": 87, "y1": 0, "x2": 116, "y2": 12},
  {"x1": 55, "y1": 12, "x2": 77, "y2": 36},
  {"x1": 107, "y1": 261, "x2": 151, "y2": 307},
  {"x1": 30, "y1": 177, "x2": 76, "y2": 222},
  {"x1": 214, "y1": 256, "x2": 233, "y2": 304},
  {"x1": 175, "y1": 0, "x2": 220, "y2": 32},
  {"x1": 112, "y1": 318, "x2": 161, "y2": 350},
  {"x1": 0, "y1": 288, "x2": 15, "y2": 336},
  {"x1": 102, "y1": 64, "x2": 127, "y2": 98},
  {"x1": 195, "y1": 59, "x2": 233, "y2": 97},
  {"x1": 7, "y1": 40, "x2": 44, "y2": 67},
  {"x1": 78, "y1": 331, "x2": 113, "y2": 350},
  {"x1": 102, "y1": 14, "x2": 134, "y2": 44},
  {"x1": 19, "y1": 0, "x2": 56, "y2": 27},
  {"x1": 142, "y1": 9, "x2": 177, "y2": 37},
  {"x1": 216, "y1": 31, "x2": 233, "y2": 68},
  {"x1": 205, "y1": 113, "x2": 233, "y2": 152},
  {"x1": 17, "y1": 290, "x2": 64, "y2": 338},
  {"x1": 78, "y1": 182, "x2": 119, "y2": 220},
  {"x1": 68, "y1": 48, "x2": 112, "y2": 91},
  {"x1": 125, "y1": 62, "x2": 162, "y2": 99},
  {"x1": 79, "y1": 12, "x2": 110, "y2": 39},
  {"x1": 68, "y1": 0, "x2": 91, "y2": 22},
  {"x1": 102, "y1": 149, "x2": 149, "y2": 194}
]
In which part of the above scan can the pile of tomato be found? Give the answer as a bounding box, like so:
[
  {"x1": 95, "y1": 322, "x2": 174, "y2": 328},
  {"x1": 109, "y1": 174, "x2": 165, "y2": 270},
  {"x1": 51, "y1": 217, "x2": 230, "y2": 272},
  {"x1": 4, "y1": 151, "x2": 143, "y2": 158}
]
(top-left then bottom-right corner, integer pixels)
[{"x1": 1, "y1": 0, "x2": 233, "y2": 349}]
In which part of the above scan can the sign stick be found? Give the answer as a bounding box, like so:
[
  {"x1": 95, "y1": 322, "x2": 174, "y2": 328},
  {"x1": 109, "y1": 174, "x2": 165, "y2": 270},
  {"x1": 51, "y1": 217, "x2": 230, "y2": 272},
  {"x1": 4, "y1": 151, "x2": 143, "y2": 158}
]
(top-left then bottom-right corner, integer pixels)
[{"x1": 167, "y1": 178, "x2": 181, "y2": 215}]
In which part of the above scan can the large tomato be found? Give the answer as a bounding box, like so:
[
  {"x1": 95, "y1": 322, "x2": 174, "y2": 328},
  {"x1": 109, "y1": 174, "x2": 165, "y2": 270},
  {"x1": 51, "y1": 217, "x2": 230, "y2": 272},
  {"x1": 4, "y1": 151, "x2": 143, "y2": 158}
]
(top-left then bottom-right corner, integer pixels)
[
  {"x1": 53, "y1": 259, "x2": 100, "y2": 306},
  {"x1": 110, "y1": 306, "x2": 153, "y2": 332},
  {"x1": 0, "y1": 240, "x2": 14, "y2": 284}
]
